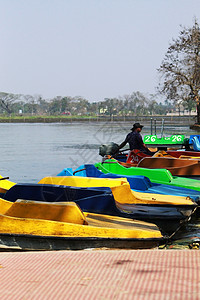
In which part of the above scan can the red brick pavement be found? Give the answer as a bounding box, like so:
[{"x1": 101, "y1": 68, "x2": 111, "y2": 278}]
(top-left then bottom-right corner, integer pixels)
[{"x1": 0, "y1": 250, "x2": 199, "y2": 300}]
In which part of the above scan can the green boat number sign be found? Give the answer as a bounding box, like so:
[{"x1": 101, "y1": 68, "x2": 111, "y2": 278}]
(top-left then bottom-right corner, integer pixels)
[{"x1": 144, "y1": 135, "x2": 185, "y2": 145}]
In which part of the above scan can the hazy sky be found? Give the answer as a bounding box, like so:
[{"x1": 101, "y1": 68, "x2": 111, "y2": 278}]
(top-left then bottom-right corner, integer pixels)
[{"x1": 1, "y1": 0, "x2": 200, "y2": 102}]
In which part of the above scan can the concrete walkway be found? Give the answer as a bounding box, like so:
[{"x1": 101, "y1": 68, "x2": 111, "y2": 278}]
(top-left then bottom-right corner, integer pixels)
[{"x1": 0, "y1": 249, "x2": 199, "y2": 299}]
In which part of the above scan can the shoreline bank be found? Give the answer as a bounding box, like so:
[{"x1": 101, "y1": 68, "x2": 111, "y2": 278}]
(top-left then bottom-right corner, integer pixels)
[{"x1": 0, "y1": 115, "x2": 196, "y2": 125}]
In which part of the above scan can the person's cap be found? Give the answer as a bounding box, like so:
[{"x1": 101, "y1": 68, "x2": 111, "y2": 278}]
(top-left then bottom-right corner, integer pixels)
[{"x1": 130, "y1": 122, "x2": 144, "y2": 130}]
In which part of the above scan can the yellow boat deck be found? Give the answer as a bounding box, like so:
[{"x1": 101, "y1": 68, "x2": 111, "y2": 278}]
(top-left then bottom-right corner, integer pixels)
[
  {"x1": 39, "y1": 176, "x2": 128, "y2": 187},
  {"x1": 85, "y1": 213, "x2": 158, "y2": 231},
  {"x1": 0, "y1": 175, "x2": 16, "y2": 193}
]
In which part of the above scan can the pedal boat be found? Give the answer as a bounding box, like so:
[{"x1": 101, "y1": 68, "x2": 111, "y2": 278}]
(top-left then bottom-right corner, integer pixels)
[
  {"x1": 137, "y1": 157, "x2": 200, "y2": 177},
  {"x1": 37, "y1": 176, "x2": 197, "y2": 206},
  {"x1": 94, "y1": 160, "x2": 200, "y2": 192},
  {"x1": 167, "y1": 150, "x2": 200, "y2": 158},
  {"x1": 0, "y1": 198, "x2": 164, "y2": 251},
  {"x1": 120, "y1": 150, "x2": 200, "y2": 177},
  {"x1": 58, "y1": 164, "x2": 200, "y2": 202},
  {"x1": 25, "y1": 177, "x2": 198, "y2": 234}
]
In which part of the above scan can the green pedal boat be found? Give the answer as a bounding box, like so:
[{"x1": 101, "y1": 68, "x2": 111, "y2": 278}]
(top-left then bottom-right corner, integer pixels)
[{"x1": 95, "y1": 159, "x2": 200, "y2": 192}]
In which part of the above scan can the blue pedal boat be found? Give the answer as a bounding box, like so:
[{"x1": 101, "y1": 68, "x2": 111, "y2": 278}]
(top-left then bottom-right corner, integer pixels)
[
  {"x1": 3, "y1": 183, "x2": 197, "y2": 235},
  {"x1": 57, "y1": 164, "x2": 200, "y2": 203}
]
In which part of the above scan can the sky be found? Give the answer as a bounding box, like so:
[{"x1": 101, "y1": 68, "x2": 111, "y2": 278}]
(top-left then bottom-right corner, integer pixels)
[{"x1": 1, "y1": 0, "x2": 200, "y2": 102}]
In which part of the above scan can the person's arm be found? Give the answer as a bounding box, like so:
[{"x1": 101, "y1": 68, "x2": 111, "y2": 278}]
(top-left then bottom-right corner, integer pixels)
[
  {"x1": 137, "y1": 134, "x2": 149, "y2": 149},
  {"x1": 118, "y1": 133, "x2": 130, "y2": 150},
  {"x1": 143, "y1": 142, "x2": 148, "y2": 149},
  {"x1": 141, "y1": 136, "x2": 149, "y2": 149},
  {"x1": 140, "y1": 138, "x2": 150, "y2": 151},
  {"x1": 113, "y1": 134, "x2": 129, "y2": 155},
  {"x1": 118, "y1": 140, "x2": 127, "y2": 150}
]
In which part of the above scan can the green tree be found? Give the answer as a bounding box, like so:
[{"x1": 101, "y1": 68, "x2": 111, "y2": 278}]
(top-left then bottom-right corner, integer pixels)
[
  {"x1": 157, "y1": 19, "x2": 200, "y2": 123},
  {"x1": 48, "y1": 97, "x2": 62, "y2": 115}
]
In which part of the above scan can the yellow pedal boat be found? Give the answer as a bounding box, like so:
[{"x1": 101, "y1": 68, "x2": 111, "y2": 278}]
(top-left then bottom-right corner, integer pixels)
[
  {"x1": 38, "y1": 176, "x2": 197, "y2": 206},
  {"x1": 0, "y1": 175, "x2": 16, "y2": 193},
  {"x1": 0, "y1": 198, "x2": 164, "y2": 251}
]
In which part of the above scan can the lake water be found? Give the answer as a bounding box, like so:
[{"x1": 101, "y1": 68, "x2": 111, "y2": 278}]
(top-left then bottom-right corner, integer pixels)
[
  {"x1": 0, "y1": 121, "x2": 200, "y2": 248},
  {"x1": 0, "y1": 121, "x2": 198, "y2": 183}
]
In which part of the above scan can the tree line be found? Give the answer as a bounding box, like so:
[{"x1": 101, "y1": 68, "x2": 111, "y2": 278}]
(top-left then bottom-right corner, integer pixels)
[{"x1": 0, "y1": 92, "x2": 173, "y2": 117}]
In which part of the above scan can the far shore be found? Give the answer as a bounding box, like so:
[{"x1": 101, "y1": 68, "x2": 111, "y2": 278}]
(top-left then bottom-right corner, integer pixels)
[{"x1": 0, "y1": 114, "x2": 197, "y2": 126}]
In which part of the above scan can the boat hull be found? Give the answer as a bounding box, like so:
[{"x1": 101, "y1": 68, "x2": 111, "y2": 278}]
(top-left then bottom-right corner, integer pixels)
[
  {"x1": 167, "y1": 150, "x2": 200, "y2": 158},
  {"x1": 0, "y1": 233, "x2": 165, "y2": 251}
]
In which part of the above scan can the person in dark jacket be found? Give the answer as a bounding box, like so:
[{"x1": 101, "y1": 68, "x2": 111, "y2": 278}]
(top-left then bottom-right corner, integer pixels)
[{"x1": 118, "y1": 122, "x2": 153, "y2": 155}]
